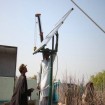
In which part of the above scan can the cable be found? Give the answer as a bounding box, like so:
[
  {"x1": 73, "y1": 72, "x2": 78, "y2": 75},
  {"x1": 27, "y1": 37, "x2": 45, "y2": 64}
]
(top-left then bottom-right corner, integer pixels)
[{"x1": 71, "y1": 0, "x2": 105, "y2": 34}]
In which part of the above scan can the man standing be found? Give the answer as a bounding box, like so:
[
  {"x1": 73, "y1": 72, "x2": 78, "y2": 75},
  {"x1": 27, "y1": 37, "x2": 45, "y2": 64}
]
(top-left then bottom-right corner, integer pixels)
[
  {"x1": 10, "y1": 64, "x2": 34, "y2": 105},
  {"x1": 37, "y1": 33, "x2": 58, "y2": 105}
]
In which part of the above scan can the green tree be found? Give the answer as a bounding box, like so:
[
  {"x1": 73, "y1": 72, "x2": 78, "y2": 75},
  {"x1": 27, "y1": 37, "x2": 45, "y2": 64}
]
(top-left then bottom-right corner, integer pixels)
[{"x1": 90, "y1": 70, "x2": 105, "y2": 91}]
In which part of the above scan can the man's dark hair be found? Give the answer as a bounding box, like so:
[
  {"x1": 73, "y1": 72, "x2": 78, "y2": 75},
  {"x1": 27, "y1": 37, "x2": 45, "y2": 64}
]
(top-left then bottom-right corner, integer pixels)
[
  {"x1": 43, "y1": 48, "x2": 50, "y2": 54},
  {"x1": 19, "y1": 64, "x2": 27, "y2": 73}
]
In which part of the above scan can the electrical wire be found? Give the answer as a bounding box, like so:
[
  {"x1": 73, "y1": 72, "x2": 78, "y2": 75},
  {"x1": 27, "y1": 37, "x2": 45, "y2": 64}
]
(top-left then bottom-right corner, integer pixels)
[{"x1": 71, "y1": 0, "x2": 105, "y2": 34}]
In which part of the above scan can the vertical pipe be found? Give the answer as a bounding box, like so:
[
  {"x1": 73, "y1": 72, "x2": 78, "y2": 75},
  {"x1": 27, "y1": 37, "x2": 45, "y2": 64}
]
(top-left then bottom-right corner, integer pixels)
[
  {"x1": 48, "y1": 36, "x2": 54, "y2": 105},
  {"x1": 35, "y1": 14, "x2": 44, "y2": 57},
  {"x1": 35, "y1": 14, "x2": 44, "y2": 42}
]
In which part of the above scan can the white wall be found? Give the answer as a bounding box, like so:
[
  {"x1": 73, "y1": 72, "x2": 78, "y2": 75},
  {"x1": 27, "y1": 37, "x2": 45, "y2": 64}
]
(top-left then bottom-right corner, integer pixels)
[
  {"x1": 0, "y1": 77, "x2": 14, "y2": 101},
  {"x1": 27, "y1": 78, "x2": 39, "y2": 100},
  {"x1": 0, "y1": 77, "x2": 39, "y2": 101}
]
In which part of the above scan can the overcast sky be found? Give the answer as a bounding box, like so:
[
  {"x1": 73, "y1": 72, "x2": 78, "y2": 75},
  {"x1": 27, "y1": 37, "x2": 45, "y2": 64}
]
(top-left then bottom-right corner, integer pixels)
[{"x1": 0, "y1": 0, "x2": 105, "y2": 82}]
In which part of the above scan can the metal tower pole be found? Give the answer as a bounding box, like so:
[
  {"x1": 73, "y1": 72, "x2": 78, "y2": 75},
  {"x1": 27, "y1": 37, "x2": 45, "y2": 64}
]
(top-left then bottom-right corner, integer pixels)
[{"x1": 48, "y1": 36, "x2": 54, "y2": 105}]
